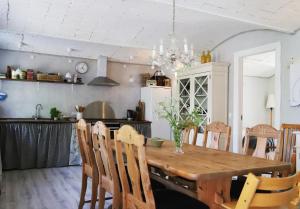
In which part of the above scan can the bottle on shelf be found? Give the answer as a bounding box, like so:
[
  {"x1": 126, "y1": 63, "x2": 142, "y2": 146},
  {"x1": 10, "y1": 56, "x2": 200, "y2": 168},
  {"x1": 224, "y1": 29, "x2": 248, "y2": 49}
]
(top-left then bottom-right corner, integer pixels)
[
  {"x1": 200, "y1": 51, "x2": 206, "y2": 64},
  {"x1": 6, "y1": 66, "x2": 11, "y2": 79},
  {"x1": 206, "y1": 50, "x2": 212, "y2": 63}
]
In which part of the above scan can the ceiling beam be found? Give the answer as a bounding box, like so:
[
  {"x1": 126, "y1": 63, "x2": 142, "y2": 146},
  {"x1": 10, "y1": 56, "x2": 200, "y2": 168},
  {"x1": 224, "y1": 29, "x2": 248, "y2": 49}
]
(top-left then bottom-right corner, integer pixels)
[{"x1": 145, "y1": 0, "x2": 295, "y2": 34}]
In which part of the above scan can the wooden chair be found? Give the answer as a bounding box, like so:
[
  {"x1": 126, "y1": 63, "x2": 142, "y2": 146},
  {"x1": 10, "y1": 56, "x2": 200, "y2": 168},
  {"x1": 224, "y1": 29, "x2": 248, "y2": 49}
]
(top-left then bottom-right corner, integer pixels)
[
  {"x1": 76, "y1": 119, "x2": 99, "y2": 209},
  {"x1": 243, "y1": 124, "x2": 281, "y2": 161},
  {"x1": 280, "y1": 124, "x2": 300, "y2": 174},
  {"x1": 114, "y1": 125, "x2": 209, "y2": 209},
  {"x1": 223, "y1": 173, "x2": 300, "y2": 209},
  {"x1": 92, "y1": 121, "x2": 121, "y2": 209},
  {"x1": 203, "y1": 122, "x2": 231, "y2": 151},
  {"x1": 232, "y1": 125, "x2": 282, "y2": 200},
  {"x1": 182, "y1": 126, "x2": 199, "y2": 145}
]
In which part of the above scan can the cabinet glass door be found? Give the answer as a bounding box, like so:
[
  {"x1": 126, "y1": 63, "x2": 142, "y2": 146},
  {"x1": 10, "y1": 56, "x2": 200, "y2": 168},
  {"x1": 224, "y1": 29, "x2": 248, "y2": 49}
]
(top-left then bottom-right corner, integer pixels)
[
  {"x1": 194, "y1": 75, "x2": 208, "y2": 132},
  {"x1": 178, "y1": 78, "x2": 190, "y2": 119}
]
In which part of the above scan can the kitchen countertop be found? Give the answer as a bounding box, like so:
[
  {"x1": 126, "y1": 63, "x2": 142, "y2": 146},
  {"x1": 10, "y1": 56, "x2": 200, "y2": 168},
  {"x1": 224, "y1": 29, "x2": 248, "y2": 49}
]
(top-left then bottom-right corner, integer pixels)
[
  {"x1": 0, "y1": 118, "x2": 74, "y2": 123},
  {"x1": 0, "y1": 118, "x2": 151, "y2": 124}
]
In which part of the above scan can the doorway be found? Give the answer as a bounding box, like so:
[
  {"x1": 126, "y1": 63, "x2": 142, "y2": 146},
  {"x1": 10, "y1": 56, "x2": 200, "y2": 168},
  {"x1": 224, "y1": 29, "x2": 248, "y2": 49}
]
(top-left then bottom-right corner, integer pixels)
[
  {"x1": 243, "y1": 51, "x2": 276, "y2": 133},
  {"x1": 232, "y1": 42, "x2": 281, "y2": 153}
]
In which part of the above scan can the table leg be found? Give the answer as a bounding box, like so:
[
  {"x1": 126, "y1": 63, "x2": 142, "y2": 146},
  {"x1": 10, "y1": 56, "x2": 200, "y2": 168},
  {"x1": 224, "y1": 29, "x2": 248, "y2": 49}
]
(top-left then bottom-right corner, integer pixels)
[{"x1": 197, "y1": 177, "x2": 232, "y2": 209}]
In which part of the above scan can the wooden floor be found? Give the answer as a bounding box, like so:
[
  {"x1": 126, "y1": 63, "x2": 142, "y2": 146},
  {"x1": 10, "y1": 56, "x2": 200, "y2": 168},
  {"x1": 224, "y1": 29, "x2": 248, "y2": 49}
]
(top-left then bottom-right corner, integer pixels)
[{"x1": 0, "y1": 166, "x2": 112, "y2": 209}]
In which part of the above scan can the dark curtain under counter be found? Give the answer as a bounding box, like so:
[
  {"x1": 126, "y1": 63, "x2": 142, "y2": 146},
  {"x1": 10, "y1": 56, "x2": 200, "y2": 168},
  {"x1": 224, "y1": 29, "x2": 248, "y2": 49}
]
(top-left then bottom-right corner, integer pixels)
[
  {"x1": 0, "y1": 120, "x2": 151, "y2": 170},
  {"x1": 0, "y1": 123, "x2": 73, "y2": 170}
]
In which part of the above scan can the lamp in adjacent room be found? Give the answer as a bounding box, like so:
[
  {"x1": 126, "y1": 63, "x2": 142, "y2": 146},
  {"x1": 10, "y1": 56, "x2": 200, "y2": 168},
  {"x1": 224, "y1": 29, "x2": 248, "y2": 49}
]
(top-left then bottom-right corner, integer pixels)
[{"x1": 266, "y1": 94, "x2": 276, "y2": 126}]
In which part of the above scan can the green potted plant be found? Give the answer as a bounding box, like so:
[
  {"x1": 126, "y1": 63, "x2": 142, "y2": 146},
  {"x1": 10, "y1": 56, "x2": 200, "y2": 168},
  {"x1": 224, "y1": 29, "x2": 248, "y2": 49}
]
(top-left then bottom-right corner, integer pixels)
[
  {"x1": 157, "y1": 100, "x2": 202, "y2": 153},
  {"x1": 50, "y1": 107, "x2": 61, "y2": 120}
]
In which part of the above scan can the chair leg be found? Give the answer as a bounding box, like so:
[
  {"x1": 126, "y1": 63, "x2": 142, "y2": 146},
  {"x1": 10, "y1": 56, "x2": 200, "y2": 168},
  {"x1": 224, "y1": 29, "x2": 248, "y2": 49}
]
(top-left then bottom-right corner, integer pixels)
[
  {"x1": 79, "y1": 173, "x2": 88, "y2": 209},
  {"x1": 90, "y1": 178, "x2": 98, "y2": 209},
  {"x1": 98, "y1": 187, "x2": 106, "y2": 209},
  {"x1": 111, "y1": 192, "x2": 121, "y2": 209}
]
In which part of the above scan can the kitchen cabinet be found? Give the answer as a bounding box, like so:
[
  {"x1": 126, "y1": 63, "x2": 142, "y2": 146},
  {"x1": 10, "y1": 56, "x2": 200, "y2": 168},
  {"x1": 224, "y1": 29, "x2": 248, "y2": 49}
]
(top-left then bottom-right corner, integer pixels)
[{"x1": 176, "y1": 62, "x2": 228, "y2": 143}]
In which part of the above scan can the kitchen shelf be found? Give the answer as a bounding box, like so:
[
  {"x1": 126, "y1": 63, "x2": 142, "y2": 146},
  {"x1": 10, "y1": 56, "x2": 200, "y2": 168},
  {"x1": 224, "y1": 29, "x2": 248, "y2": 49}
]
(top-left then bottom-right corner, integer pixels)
[{"x1": 0, "y1": 78, "x2": 84, "y2": 85}]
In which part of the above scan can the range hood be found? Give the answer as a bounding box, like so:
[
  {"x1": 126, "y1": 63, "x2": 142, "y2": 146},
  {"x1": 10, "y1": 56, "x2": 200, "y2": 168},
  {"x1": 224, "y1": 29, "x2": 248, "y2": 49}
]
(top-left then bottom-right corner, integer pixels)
[{"x1": 88, "y1": 56, "x2": 119, "y2": 86}]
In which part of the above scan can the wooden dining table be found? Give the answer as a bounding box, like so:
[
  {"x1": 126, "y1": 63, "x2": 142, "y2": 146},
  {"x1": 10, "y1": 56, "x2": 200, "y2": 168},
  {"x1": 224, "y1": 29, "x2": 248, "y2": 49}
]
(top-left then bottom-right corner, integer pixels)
[{"x1": 141, "y1": 140, "x2": 291, "y2": 209}]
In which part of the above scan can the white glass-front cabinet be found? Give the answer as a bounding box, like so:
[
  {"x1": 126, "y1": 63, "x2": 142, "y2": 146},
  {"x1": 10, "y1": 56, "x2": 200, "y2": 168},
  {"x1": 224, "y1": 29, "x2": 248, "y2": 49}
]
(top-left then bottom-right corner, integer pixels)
[{"x1": 176, "y1": 62, "x2": 229, "y2": 135}]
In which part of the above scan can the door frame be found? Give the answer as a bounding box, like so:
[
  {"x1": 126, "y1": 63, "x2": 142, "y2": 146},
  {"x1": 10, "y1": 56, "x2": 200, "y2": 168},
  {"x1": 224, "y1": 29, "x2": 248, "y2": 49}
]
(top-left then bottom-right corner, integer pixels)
[{"x1": 232, "y1": 42, "x2": 281, "y2": 153}]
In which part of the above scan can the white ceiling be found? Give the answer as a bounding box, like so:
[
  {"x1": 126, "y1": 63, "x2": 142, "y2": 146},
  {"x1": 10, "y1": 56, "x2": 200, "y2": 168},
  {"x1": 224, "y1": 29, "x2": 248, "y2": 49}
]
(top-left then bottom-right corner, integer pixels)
[
  {"x1": 0, "y1": 31, "x2": 152, "y2": 64},
  {"x1": 243, "y1": 51, "x2": 276, "y2": 78},
  {"x1": 0, "y1": 0, "x2": 300, "y2": 63}
]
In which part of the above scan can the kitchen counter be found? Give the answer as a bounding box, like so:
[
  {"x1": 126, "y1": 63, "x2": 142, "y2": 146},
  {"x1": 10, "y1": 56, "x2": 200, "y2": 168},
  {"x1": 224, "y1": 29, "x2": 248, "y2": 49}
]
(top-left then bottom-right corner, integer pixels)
[
  {"x1": 0, "y1": 118, "x2": 151, "y2": 124},
  {"x1": 84, "y1": 118, "x2": 151, "y2": 124},
  {"x1": 0, "y1": 118, "x2": 75, "y2": 123}
]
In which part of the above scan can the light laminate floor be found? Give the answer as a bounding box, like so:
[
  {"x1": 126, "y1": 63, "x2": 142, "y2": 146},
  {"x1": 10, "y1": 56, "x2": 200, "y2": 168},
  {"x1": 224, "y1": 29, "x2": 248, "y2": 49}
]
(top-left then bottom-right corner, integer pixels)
[{"x1": 0, "y1": 166, "x2": 112, "y2": 209}]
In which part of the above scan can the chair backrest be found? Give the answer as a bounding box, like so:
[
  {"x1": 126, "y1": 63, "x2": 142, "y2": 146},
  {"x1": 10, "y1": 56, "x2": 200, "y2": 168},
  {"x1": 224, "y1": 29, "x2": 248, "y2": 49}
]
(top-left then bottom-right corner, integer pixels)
[
  {"x1": 281, "y1": 124, "x2": 300, "y2": 167},
  {"x1": 115, "y1": 125, "x2": 155, "y2": 209},
  {"x1": 235, "y1": 173, "x2": 299, "y2": 209},
  {"x1": 243, "y1": 124, "x2": 281, "y2": 160},
  {"x1": 182, "y1": 126, "x2": 199, "y2": 145},
  {"x1": 76, "y1": 119, "x2": 97, "y2": 172},
  {"x1": 203, "y1": 121, "x2": 231, "y2": 151},
  {"x1": 92, "y1": 121, "x2": 120, "y2": 193}
]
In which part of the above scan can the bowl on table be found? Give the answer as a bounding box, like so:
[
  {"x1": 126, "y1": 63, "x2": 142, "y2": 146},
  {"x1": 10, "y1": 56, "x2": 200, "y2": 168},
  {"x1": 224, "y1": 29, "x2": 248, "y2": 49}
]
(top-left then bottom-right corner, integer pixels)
[{"x1": 147, "y1": 137, "x2": 165, "y2": 147}]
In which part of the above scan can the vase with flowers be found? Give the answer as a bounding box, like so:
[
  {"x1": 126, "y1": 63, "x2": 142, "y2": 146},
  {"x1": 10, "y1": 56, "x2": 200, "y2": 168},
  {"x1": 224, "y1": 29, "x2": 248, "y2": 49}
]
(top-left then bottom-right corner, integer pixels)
[{"x1": 157, "y1": 100, "x2": 202, "y2": 154}]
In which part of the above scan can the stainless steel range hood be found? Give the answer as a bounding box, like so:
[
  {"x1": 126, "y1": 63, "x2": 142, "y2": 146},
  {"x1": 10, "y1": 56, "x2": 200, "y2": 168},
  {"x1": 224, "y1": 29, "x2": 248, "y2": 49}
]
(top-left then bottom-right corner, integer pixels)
[{"x1": 88, "y1": 56, "x2": 119, "y2": 86}]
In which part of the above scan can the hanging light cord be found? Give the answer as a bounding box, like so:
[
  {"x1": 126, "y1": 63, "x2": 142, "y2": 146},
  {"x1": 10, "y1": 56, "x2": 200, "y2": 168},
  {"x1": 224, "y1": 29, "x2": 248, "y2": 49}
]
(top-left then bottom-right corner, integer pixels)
[{"x1": 172, "y1": 0, "x2": 175, "y2": 35}]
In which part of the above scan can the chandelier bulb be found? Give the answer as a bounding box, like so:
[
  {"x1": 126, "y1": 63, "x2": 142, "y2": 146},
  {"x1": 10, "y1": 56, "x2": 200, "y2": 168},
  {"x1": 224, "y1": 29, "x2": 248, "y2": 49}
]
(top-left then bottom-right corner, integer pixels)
[
  {"x1": 184, "y1": 40, "x2": 188, "y2": 54},
  {"x1": 151, "y1": 64, "x2": 155, "y2": 70},
  {"x1": 190, "y1": 44, "x2": 194, "y2": 57},
  {"x1": 159, "y1": 40, "x2": 164, "y2": 55},
  {"x1": 150, "y1": 0, "x2": 194, "y2": 74},
  {"x1": 152, "y1": 46, "x2": 156, "y2": 58}
]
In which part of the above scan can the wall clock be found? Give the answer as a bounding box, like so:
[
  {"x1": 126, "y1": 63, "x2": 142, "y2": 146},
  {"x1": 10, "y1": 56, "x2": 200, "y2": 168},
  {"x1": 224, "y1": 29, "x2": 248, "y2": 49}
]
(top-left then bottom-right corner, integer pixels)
[{"x1": 75, "y1": 62, "x2": 88, "y2": 74}]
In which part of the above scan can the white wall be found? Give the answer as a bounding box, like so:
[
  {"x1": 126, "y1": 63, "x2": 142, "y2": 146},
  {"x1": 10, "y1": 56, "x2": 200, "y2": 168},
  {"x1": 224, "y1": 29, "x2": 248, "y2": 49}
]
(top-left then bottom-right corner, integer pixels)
[
  {"x1": 213, "y1": 30, "x2": 300, "y2": 126},
  {"x1": 211, "y1": 30, "x2": 300, "y2": 152},
  {"x1": 0, "y1": 50, "x2": 153, "y2": 118},
  {"x1": 243, "y1": 76, "x2": 274, "y2": 128}
]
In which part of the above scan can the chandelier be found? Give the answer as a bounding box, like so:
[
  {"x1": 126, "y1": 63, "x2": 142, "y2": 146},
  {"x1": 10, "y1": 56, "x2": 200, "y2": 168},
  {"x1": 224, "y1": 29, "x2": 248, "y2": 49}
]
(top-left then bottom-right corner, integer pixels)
[{"x1": 151, "y1": 0, "x2": 195, "y2": 73}]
